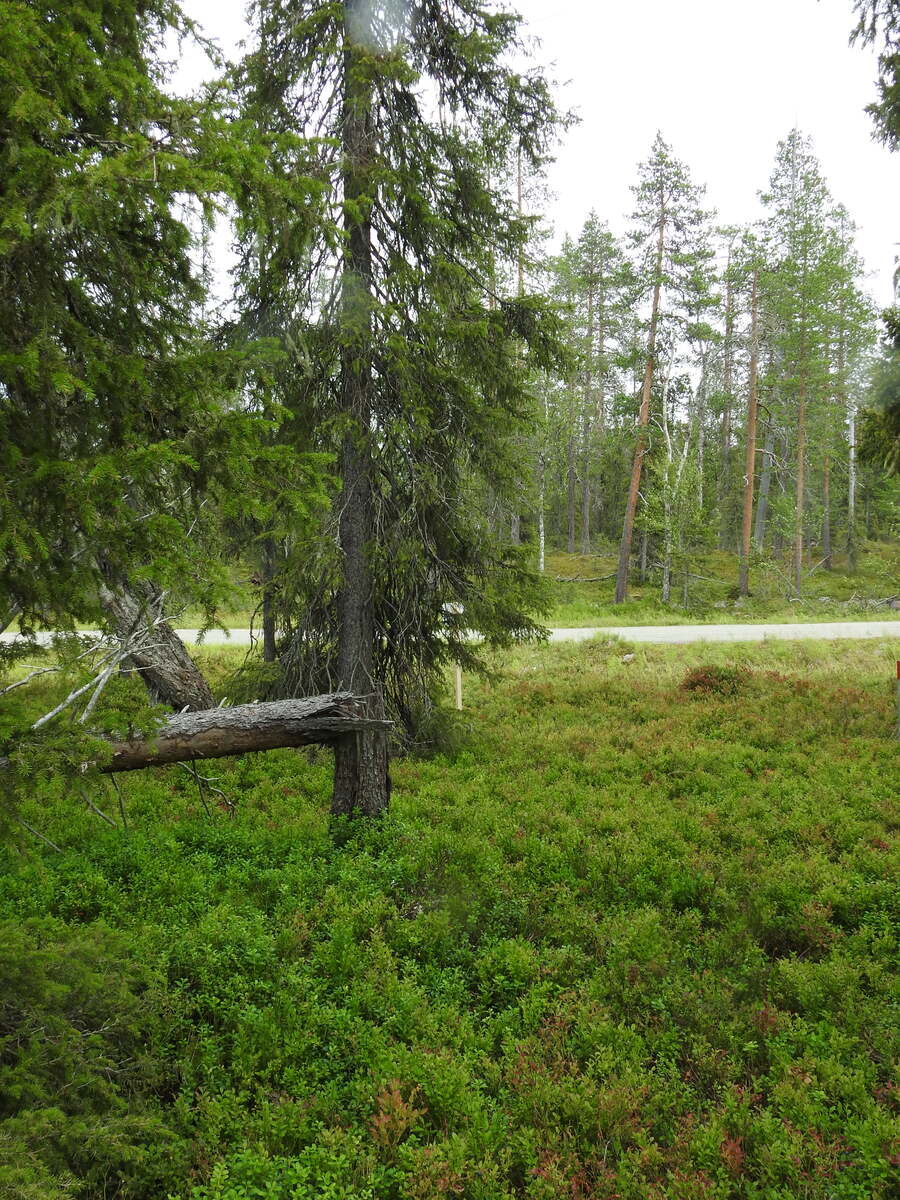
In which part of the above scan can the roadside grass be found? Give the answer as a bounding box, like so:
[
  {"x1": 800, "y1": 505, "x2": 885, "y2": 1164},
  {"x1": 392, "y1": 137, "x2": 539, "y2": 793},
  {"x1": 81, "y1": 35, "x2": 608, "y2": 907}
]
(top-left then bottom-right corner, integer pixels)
[
  {"x1": 9, "y1": 543, "x2": 899, "y2": 639},
  {"x1": 1, "y1": 637, "x2": 899, "y2": 1198}
]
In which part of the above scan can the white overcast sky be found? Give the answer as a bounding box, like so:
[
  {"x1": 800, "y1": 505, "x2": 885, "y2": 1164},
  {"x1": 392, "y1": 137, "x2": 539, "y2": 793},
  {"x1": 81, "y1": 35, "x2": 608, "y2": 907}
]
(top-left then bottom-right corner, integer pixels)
[{"x1": 179, "y1": 0, "x2": 899, "y2": 305}]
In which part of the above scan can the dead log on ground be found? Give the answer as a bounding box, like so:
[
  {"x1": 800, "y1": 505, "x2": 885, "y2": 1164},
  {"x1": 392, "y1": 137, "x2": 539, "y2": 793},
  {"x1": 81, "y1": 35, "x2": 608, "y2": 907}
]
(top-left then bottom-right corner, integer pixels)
[
  {"x1": 554, "y1": 572, "x2": 617, "y2": 583},
  {"x1": 102, "y1": 693, "x2": 392, "y2": 774}
]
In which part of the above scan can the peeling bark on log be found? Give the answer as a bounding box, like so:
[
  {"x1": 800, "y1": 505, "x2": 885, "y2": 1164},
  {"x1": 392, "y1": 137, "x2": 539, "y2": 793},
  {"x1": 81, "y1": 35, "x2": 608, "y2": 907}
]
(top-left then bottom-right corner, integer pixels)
[
  {"x1": 98, "y1": 576, "x2": 214, "y2": 711},
  {"x1": 102, "y1": 694, "x2": 391, "y2": 773}
]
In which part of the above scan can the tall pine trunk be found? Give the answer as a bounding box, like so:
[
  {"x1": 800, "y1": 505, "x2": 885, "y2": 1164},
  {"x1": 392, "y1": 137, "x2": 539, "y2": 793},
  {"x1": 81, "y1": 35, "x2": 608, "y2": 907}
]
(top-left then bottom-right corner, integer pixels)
[
  {"x1": 793, "y1": 374, "x2": 807, "y2": 597},
  {"x1": 822, "y1": 456, "x2": 832, "y2": 569},
  {"x1": 580, "y1": 466, "x2": 590, "y2": 555},
  {"x1": 772, "y1": 429, "x2": 788, "y2": 558},
  {"x1": 595, "y1": 290, "x2": 607, "y2": 547},
  {"x1": 718, "y1": 258, "x2": 735, "y2": 549},
  {"x1": 738, "y1": 269, "x2": 759, "y2": 596},
  {"x1": 537, "y1": 458, "x2": 545, "y2": 573},
  {"x1": 580, "y1": 283, "x2": 594, "y2": 556},
  {"x1": 567, "y1": 437, "x2": 576, "y2": 554},
  {"x1": 696, "y1": 371, "x2": 706, "y2": 509},
  {"x1": 615, "y1": 216, "x2": 664, "y2": 603},
  {"x1": 333, "y1": 3, "x2": 389, "y2": 819},
  {"x1": 754, "y1": 418, "x2": 776, "y2": 549},
  {"x1": 847, "y1": 403, "x2": 858, "y2": 572},
  {"x1": 511, "y1": 148, "x2": 524, "y2": 555}
]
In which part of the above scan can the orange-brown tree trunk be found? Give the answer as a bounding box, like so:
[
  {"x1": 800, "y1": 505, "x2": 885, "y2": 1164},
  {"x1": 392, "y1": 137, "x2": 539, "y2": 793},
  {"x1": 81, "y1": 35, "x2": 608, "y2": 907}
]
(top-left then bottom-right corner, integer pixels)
[
  {"x1": 793, "y1": 375, "x2": 807, "y2": 597},
  {"x1": 822, "y1": 455, "x2": 832, "y2": 569},
  {"x1": 615, "y1": 217, "x2": 665, "y2": 604},
  {"x1": 738, "y1": 269, "x2": 759, "y2": 596}
]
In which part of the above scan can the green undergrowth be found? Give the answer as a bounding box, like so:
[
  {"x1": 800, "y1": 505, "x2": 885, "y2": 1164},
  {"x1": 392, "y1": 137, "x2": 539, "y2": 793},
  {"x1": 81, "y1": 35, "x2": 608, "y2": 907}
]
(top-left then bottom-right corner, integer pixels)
[
  {"x1": 1, "y1": 638, "x2": 899, "y2": 1198},
  {"x1": 547, "y1": 542, "x2": 900, "y2": 627}
]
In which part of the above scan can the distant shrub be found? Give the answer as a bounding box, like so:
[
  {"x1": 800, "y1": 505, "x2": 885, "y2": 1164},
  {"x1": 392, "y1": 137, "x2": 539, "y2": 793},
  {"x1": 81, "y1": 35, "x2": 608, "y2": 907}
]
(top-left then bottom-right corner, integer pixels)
[{"x1": 680, "y1": 664, "x2": 746, "y2": 696}]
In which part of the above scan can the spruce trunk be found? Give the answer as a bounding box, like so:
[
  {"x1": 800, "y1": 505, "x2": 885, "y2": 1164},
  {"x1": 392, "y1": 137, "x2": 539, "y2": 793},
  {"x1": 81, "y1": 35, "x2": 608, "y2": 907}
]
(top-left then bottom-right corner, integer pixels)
[
  {"x1": 332, "y1": 3, "x2": 389, "y2": 819},
  {"x1": 261, "y1": 538, "x2": 278, "y2": 663}
]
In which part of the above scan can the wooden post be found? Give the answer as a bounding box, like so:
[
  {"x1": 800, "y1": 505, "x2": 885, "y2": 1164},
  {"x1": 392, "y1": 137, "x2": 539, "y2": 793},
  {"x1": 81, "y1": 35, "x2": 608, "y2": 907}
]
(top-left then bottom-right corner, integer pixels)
[{"x1": 442, "y1": 602, "x2": 464, "y2": 711}]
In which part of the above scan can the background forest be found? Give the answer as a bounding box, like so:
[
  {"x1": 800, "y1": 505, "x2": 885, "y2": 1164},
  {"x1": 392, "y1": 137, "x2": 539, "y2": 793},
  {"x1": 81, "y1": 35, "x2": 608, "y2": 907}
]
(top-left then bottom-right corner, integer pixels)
[{"x1": 1, "y1": 1, "x2": 899, "y2": 1197}]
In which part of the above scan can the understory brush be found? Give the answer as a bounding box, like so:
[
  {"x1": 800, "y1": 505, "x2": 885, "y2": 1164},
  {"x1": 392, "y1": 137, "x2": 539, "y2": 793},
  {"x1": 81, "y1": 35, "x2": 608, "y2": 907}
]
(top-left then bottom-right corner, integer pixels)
[
  {"x1": 1, "y1": 638, "x2": 899, "y2": 1197},
  {"x1": 547, "y1": 542, "x2": 900, "y2": 626}
]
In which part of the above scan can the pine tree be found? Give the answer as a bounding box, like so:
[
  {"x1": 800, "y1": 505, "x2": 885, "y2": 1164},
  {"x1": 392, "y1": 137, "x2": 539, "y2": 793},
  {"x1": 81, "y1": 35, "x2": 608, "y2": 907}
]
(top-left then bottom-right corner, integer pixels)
[
  {"x1": 574, "y1": 214, "x2": 631, "y2": 555},
  {"x1": 761, "y1": 132, "x2": 834, "y2": 593},
  {"x1": 760, "y1": 131, "x2": 871, "y2": 593},
  {"x1": 739, "y1": 258, "x2": 761, "y2": 596},
  {"x1": 614, "y1": 133, "x2": 712, "y2": 603}
]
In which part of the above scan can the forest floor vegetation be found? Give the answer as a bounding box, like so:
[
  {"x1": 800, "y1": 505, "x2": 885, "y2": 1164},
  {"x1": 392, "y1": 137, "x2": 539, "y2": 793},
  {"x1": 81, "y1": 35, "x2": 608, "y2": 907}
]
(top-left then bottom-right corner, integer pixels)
[
  {"x1": 547, "y1": 541, "x2": 900, "y2": 627},
  {"x1": 1, "y1": 637, "x2": 899, "y2": 1197}
]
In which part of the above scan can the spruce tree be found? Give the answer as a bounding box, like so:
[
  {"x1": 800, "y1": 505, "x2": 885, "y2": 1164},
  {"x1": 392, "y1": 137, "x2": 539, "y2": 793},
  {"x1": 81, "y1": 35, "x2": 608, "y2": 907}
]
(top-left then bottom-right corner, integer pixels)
[
  {"x1": 236, "y1": 1, "x2": 566, "y2": 813},
  {"x1": 851, "y1": 0, "x2": 900, "y2": 149},
  {"x1": 0, "y1": 0, "x2": 318, "y2": 640}
]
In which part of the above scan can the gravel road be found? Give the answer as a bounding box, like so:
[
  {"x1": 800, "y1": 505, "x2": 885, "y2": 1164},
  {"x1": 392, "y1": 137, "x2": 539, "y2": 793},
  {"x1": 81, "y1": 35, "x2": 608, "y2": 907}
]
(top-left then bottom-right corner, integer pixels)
[{"x1": 5, "y1": 621, "x2": 900, "y2": 647}]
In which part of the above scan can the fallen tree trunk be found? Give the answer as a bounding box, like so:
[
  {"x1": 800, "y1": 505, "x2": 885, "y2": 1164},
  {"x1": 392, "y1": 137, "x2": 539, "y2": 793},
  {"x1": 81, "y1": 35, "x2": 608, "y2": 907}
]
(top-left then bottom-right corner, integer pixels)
[
  {"x1": 102, "y1": 693, "x2": 391, "y2": 774},
  {"x1": 554, "y1": 573, "x2": 617, "y2": 583},
  {"x1": 98, "y1": 574, "x2": 215, "y2": 712}
]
